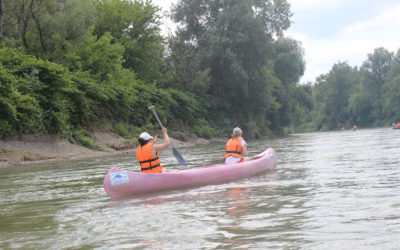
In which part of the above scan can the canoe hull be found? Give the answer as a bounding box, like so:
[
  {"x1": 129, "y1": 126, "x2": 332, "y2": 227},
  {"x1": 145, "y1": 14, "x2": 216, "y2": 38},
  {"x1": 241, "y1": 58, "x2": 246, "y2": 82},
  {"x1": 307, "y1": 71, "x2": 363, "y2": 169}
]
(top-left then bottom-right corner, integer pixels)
[{"x1": 103, "y1": 147, "x2": 278, "y2": 199}]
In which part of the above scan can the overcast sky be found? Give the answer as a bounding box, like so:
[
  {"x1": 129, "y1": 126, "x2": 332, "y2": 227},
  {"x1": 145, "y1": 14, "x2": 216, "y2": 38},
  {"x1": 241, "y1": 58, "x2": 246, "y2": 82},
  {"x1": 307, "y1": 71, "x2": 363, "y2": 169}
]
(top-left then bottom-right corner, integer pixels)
[{"x1": 152, "y1": 0, "x2": 400, "y2": 83}]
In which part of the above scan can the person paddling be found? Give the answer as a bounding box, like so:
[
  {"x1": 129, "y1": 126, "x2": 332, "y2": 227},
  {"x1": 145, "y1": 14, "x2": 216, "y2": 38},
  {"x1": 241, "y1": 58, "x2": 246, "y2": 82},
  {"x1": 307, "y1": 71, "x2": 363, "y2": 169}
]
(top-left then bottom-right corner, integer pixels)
[
  {"x1": 136, "y1": 127, "x2": 170, "y2": 173},
  {"x1": 223, "y1": 127, "x2": 249, "y2": 164}
]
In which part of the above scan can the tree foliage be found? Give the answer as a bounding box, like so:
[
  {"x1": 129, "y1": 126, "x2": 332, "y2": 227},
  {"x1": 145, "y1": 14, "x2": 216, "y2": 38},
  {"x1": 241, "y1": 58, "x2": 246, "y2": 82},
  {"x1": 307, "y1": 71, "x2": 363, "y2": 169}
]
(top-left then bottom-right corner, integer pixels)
[
  {"x1": 168, "y1": 0, "x2": 308, "y2": 136},
  {"x1": 92, "y1": 0, "x2": 164, "y2": 83},
  {"x1": 1, "y1": 0, "x2": 314, "y2": 141},
  {"x1": 3, "y1": 0, "x2": 95, "y2": 59},
  {"x1": 311, "y1": 47, "x2": 400, "y2": 130},
  {"x1": 0, "y1": 48, "x2": 207, "y2": 138}
]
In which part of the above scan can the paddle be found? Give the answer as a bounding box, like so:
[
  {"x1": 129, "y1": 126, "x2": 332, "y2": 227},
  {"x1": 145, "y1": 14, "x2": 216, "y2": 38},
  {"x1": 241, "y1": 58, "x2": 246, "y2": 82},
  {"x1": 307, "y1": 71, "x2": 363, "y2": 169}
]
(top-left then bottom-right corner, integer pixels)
[{"x1": 148, "y1": 106, "x2": 187, "y2": 166}]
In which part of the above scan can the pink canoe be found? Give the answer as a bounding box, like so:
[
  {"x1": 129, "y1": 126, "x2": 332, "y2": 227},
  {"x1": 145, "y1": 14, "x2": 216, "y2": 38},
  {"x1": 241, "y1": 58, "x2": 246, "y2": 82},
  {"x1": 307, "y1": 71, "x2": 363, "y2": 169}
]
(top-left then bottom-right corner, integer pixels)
[{"x1": 103, "y1": 147, "x2": 278, "y2": 199}]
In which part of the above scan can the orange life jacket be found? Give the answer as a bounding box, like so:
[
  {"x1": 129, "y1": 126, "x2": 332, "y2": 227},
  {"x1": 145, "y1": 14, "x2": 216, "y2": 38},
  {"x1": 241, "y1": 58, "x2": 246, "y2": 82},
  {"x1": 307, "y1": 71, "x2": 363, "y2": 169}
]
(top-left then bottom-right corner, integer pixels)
[
  {"x1": 136, "y1": 142, "x2": 162, "y2": 173},
  {"x1": 223, "y1": 137, "x2": 244, "y2": 160}
]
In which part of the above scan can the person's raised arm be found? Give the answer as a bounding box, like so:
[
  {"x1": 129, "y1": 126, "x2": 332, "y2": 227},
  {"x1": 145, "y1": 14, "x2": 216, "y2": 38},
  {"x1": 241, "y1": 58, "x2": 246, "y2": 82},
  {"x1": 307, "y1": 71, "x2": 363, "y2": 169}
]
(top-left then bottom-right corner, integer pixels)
[{"x1": 153, "y1": 127, "x2": 170, "y2": 152}]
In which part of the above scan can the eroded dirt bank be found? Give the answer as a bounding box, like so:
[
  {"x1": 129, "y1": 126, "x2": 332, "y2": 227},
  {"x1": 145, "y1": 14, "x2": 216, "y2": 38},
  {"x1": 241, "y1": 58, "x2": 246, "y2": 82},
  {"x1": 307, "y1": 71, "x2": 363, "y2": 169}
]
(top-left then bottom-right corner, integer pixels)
[{"x1": 0, "y1": 132, "x2": 224, "y2": 168}]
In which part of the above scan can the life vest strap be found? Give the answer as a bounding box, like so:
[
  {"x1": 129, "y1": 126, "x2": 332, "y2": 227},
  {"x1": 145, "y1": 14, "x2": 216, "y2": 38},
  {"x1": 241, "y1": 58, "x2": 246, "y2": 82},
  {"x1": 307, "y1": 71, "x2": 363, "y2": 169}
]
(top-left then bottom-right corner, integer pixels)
[
  {"x1": 139, "y1": 157, "x2": 159, "y2": 164},
  {"x1": 225, "y1": 151, "x2": 242, "y2": 154},
  {"x1": 141, "y1": 163, "x2": 161, "y2": 171}
]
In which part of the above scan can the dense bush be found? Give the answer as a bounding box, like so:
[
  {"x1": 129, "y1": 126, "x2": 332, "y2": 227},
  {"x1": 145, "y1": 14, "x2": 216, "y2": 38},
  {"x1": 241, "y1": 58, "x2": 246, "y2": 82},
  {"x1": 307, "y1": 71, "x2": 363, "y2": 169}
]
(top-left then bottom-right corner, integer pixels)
[{"x1": 0, "y1": 48, "x2": 208, "y2": 140}]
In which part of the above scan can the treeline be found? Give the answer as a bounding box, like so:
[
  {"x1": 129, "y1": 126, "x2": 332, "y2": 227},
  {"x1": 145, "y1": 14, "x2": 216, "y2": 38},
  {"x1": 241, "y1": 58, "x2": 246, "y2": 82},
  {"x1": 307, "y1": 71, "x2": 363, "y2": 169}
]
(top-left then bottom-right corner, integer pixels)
[
  {"x1": 0, "y1": 0, "x2": 312, "y2": 141},
  {"x1": 304, "y1": 47, "x2": 400, "y2": 131},
  {"x1": 0, "y1": 0, "x2": 208, "y2": 142}
]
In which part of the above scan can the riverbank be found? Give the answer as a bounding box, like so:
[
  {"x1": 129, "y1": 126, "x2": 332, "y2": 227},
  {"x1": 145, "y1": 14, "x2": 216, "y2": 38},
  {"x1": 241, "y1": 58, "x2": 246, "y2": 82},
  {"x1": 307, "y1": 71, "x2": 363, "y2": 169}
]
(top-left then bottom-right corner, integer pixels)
[{"x1": 0, "y1": 132, "x2": 225, "y2": 168}]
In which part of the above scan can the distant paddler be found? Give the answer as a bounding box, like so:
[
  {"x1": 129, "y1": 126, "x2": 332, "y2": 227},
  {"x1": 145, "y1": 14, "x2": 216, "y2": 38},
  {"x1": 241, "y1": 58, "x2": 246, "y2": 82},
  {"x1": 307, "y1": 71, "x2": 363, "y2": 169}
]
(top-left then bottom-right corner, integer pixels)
[{"x1": 223, "y1": 127, "x2": 249, "y2": 164}]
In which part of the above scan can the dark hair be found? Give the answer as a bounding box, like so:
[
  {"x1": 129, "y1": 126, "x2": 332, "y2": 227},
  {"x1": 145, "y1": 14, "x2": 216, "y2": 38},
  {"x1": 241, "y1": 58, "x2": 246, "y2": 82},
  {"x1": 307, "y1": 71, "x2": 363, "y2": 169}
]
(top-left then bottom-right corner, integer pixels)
[{"x1": 138, "y1": 138, "x2": 150, "y2": 146}]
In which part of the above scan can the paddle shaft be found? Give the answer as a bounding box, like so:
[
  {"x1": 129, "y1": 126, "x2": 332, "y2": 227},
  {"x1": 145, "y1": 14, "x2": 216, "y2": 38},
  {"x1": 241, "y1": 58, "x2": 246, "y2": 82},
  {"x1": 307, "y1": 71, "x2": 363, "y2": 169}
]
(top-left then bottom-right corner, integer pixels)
[
  {"x1": 148, "y1": 106, "x2": 187, "y2": 166},
  {"x1": 149, "y1": 107, "x2": 164, "y2": 128},
  {"x1": 150, "y1": 108, "x2": 174, "y2": 146}
]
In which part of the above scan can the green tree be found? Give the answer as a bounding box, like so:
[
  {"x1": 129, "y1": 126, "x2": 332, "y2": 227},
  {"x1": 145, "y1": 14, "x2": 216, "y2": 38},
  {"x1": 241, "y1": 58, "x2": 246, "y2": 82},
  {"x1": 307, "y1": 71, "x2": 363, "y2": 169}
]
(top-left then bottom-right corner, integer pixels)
[
  {"x1": 0, "y1": 48, "x2": 81, "y2": 134},
  {"x1": 324, "y1": 62, "x2": 358, "y2": 128},
  {"x1": 381, "y1": 48, "x2": 400, "y2": 123},
  {"x1": 312, "y1": 62, "x2": 358, "y2": 130},
  {"x1": 170, "y1": 0, "x2": 295, "y2": 135},
  {"x1": 349, "y1": 47, "x2": 393, "y2": 125},
  {"x1": 76, "y1": 32, "x2": 125, "y2": 82},
  {"x1": 273, "y1": 38, "x2": 305, "y2": 85},
  {"x1": 0, "y1": 0, "x2": 3, "y2": 44},
  {"x1": 3, "y1": 0, "x2": 95, "y2": 60},
  {"x1": 269, "y1": 38, "x2": 306, "y2": 130},
  {"x1": 93, "y1": 0, "x2": 164, "y2": 83}
]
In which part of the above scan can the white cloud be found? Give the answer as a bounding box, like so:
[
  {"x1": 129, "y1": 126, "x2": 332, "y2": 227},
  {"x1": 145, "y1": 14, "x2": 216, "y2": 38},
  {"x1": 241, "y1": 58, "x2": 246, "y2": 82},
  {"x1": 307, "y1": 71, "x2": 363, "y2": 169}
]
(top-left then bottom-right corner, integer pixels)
[
  {"x1": 153, "y1": 0, "x2": 176, "y2": 12},
  {"x1": 152, "y1": 0, "x2": 178, "y2": 36},
  {"x1": 288, "y1": 26, "x2": 399, "y2": 83},
  {"x1": 344, "y1": 4, "x2": 400, "y2": 35},
  {"x1": 289, "y1": 0, "x2": 361, "y2": 11},
  {"x1": 296, "y1": 35, "x2": 400, "y2": 83},
  {"x1": 289, "y1": 2, "x2": 400, "y2": 83}
]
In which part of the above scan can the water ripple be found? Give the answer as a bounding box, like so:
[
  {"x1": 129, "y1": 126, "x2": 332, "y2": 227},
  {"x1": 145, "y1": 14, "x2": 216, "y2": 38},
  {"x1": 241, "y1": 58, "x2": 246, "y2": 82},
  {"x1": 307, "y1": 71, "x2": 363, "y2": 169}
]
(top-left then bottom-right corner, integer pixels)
[{"x1": 1, "y1": 128, "x2": 399, "y2": 249}]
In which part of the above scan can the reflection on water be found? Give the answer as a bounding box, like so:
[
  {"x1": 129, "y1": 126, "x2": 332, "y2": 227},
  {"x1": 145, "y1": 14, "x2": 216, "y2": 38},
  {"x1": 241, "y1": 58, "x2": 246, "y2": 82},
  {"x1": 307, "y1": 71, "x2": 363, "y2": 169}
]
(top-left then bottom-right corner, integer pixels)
[
  {"x1": 225, "y1": 187, "x2": 251, "y2": 217},
  {"x1": 1, "y1": 128, "x2": 400, "y2": 249}
]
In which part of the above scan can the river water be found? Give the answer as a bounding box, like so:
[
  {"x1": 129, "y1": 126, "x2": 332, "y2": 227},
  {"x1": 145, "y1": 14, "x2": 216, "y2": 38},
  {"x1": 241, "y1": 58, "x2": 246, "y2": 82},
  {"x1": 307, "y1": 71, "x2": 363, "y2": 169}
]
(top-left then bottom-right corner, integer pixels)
[{"x1": 1, "y1": 128, "x2": 399, "y2": 249}]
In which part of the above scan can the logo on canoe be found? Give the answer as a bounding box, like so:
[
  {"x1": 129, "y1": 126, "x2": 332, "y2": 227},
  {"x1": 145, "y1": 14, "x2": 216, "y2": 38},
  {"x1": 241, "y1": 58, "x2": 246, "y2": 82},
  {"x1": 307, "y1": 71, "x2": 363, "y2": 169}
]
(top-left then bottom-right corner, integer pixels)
[{"x1": 110, "y1": 172, "x2": 129, "y2": 186}]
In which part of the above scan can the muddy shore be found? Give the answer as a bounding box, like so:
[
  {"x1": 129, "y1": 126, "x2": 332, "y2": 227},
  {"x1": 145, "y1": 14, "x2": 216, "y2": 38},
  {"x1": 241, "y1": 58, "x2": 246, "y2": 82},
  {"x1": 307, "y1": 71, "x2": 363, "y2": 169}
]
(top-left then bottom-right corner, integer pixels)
[{"x1": 0, "y1": 132, "x2": 226, "y2": 168}]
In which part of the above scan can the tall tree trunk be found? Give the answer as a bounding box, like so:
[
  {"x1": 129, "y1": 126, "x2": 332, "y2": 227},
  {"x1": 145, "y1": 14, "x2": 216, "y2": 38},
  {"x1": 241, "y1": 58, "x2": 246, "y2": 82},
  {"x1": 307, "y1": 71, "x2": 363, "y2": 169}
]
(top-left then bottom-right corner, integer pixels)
[
  {"x1": 21, "y1": 1, "x2": 30, "y2": 49},
  {"x1": 0, "y1": 0, "x2": 3, "y2": 44},
  {"x1": 30, "y1": 0, "x2": 46, "y2": 52}
]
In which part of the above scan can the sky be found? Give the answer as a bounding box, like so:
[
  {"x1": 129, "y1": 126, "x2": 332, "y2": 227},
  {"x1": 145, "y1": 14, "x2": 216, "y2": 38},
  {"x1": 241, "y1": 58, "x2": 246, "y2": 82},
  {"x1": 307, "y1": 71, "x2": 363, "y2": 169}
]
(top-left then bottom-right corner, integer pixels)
[{"x1": 152, "y1": 0, "x2": 400, "y2": 83}]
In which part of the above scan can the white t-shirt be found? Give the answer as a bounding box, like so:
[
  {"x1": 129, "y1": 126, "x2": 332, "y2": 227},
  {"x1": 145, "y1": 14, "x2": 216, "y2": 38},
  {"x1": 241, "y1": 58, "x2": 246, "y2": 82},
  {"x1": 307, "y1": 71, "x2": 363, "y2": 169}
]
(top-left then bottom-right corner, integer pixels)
[{"x1": 224, "y1": 139, "x2": 247, "y2": 164}]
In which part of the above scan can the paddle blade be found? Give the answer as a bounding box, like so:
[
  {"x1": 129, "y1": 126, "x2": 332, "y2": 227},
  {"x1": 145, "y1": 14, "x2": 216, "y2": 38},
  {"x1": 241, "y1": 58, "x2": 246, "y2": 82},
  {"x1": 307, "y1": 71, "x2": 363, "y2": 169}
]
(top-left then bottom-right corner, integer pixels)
[{"x1": 172, "y1": 147, "x2": 187, "y2": 166}]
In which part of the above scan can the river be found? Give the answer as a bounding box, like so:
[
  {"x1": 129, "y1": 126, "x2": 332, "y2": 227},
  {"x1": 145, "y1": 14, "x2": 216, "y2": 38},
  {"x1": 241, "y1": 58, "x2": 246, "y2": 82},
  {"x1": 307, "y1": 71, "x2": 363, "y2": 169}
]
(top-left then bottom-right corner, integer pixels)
[{"x1": 1, "y1": 127, "x2": 399, "y2": 249}]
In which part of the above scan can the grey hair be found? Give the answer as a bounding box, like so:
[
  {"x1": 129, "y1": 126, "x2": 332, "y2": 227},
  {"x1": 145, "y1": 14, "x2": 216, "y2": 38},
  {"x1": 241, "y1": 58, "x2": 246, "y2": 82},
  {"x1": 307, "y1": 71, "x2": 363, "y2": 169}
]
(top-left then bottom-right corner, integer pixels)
[{"x1": 233, "y1": 127, "x2": 242, "y2": 136}]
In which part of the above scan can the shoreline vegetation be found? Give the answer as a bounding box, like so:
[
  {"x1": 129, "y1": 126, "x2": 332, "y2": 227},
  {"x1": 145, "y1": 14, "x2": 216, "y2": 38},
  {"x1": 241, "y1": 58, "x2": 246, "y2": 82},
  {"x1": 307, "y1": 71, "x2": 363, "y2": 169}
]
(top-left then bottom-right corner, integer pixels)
[
  {"x1": 1, "y1": 0, "x2": 399, "y2": 170},
  {"x1": 0, "y1": 0, "x2": 308, "y2": 150},
  {"x1": 0, "y1": 132, "x2": 226, "y2": 169}
]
